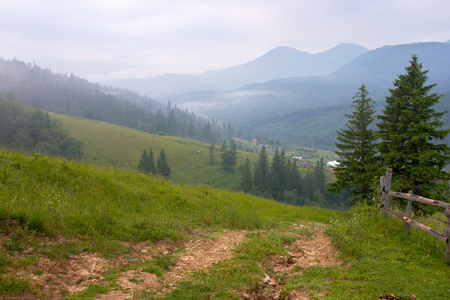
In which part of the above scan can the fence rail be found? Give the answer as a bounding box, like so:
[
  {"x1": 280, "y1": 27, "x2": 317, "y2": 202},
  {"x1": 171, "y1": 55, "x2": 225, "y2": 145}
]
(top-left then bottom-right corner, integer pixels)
[{"x1": 379, "y1": 168, "x2": 450, "y2": 262}]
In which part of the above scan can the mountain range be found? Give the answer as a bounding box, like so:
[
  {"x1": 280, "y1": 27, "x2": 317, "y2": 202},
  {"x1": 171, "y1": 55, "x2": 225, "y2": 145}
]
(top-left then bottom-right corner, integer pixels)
[
  {"x1": 157, "y1": 42, "x2": 450, "y2": 133},
  {"x1": 102, "y1": 43, "x2": 368, "y2": 97},
  {"x1": 3, "y1": 41, "x2": 449, "y2": 151},
  {"x1": 106, "y1": 41, "x2": 450, "y2": 150}
]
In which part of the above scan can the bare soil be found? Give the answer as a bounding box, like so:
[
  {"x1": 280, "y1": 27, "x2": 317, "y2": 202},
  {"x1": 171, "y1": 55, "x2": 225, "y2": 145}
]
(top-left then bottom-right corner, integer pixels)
[
  {"x1": 99, "y1": 230, "x2": 248, "y2": 299},
  {"x1": 243, "y1": 223, "x2": 342, "y2": 300},
  {"x1": 5, "y1": 223, "x2": 341, "y2": 299}
]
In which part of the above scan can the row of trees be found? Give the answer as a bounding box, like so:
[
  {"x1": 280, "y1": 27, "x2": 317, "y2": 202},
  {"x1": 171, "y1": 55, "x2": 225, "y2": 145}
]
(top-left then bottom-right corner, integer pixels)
[
  {"x1": 137, "y1": 148, "x2": 171, "y2": 178},
  {"x1": 330, "y1": 55, "x2": 449, "y2": 208},
  {"x1": 0, "y1": 95, "x2": 83, "y2": 158},
  {"x1": 239, "y1": 146, "x2": 347, "y2": 209}
]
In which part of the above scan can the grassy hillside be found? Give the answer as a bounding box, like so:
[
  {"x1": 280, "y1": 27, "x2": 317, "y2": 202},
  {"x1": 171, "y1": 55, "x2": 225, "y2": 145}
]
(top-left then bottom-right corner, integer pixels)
[
  {"x1": 1, "y1": 148, "x2": 448, "y2": 299},
  {"x1": 0, "y1": 148, "x2": 335, "y2": 241},
  {"x1": 52, "y1": 113, "x2": 338, "y2": 190},
  {"x1": 51, "y1": 113, "x2": 248, "y2": 189}
]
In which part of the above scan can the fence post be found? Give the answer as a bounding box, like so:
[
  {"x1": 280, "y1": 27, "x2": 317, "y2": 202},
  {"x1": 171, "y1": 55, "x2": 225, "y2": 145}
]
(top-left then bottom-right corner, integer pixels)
[
  {"x1": 380, "y1": 176, "x2": 385, "y2": 204},
  {"x1": 405, "y1": 190, "x2": 413, "y2": 237},
  {"x1": 383, "y1": 168, "x2": 392, "y2": 220},
  {"x1": 444, "y1": 205, "x2": 450, "y2": 263}
]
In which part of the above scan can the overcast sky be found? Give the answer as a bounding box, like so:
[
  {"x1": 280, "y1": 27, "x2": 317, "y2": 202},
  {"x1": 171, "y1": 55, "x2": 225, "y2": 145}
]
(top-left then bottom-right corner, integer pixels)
[{"x1": 1, "y1": 0, "x2": 449, "y2": 82}]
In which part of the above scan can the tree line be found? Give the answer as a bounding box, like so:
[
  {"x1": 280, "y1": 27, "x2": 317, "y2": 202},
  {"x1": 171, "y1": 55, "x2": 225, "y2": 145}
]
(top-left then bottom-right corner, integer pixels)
[
  {"x1": 239, "y1": 146, "x2": 347, "y2": 209},
  {"x1": 0, "y1": 95, "x2": 83, "y2": 158},
  {"x1": 329, "y1": 55, "x2": 449, "y2": 211},
  {"x1": 0, "y1": 58, "x2": 242, "y2": 145}
]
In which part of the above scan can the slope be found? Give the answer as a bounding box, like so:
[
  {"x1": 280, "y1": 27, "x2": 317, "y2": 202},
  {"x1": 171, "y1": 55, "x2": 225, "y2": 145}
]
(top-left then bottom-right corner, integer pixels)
[
  {"x1": 52, "y1": 112, "x2": 339, "y2": 189},
  {"x1": 1, "y1": 149, "x2": 448, "y2": 299},
  {"x1": 51, "y1": 113, "x2": 249, "y2": 189},
  {"x1": 166, "y1": 42, "x2": 450, "y2": 149},
  {"x1": 0, "y1": 58, "x2": 234, "y2": 145}
]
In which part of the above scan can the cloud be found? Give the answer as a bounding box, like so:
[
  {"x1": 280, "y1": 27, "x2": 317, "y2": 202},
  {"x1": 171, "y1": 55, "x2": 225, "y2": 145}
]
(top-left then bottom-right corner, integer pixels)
[{"x1": 0, "y1": 0, "x2": 449, "y2": 81}]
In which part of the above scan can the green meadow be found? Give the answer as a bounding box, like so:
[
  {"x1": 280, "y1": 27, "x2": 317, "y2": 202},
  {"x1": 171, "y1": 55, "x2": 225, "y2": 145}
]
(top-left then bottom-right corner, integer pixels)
[
  {"x1": 0, "y1": 148, "x2": 449, "y2": 299},
  {"x1": 0, "y1": 114, "x2": 448, "y2": 299},
  {"x1": 52, "y1": 113, "x2": 338, "y2": 190},
  {"x1": 52, "y1": 113, "x2": 256, "y2": 189}
]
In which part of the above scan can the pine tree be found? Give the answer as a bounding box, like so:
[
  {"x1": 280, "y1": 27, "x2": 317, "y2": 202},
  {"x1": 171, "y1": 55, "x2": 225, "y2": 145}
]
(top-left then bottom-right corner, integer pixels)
[
  {"x1": 240, "y1": 157, "x2": 252, "y2": 192},
  {"x1": 314, "y1": 157, "x2": 326, "y2": 195},
  {"x1": 148, "y1": 148, "x2": 156, "y2": 175},
  {"x1": 253, "y1": 146, "x2": 269, "y2": 193},
  {"x1": 269, "y1": 148, "x2": 281, "y2": 199},
  {"x1": 377, "y1": 55, "x2": 450, "y2": 201},
  {"x1": 269, "y1": 147, "x2": 287, "y2": 200},
  {"x1": 157, "y1": 148, "x2": 171, "y2": 178},
  {"x1": 138, "y1": 150, "x2": 149, "y2": 173},
  {"x1": 329, "y1": 84, "x2": 378, "y2": 204},
  {"x1": 220, "y1": 138, "x2": 238, "y2": 172}
]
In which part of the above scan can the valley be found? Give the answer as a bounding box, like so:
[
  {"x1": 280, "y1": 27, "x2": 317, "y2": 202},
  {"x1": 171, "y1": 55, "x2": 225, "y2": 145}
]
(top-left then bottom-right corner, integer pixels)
[{"x1": 1, "y1": 39, "x2": 450, "y2": 299}]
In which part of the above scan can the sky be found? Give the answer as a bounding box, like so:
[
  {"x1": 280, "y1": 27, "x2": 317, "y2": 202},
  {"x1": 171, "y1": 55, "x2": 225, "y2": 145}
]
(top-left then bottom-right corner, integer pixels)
[{"x1": 0, "y1": 0, "x2": 449, "y2": 82}]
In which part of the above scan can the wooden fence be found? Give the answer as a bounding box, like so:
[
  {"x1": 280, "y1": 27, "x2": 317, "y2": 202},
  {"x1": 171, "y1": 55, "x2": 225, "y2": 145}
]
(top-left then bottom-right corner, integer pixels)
[{"x1": 379, "y1": 168, "x2": 450, "y2": 262}]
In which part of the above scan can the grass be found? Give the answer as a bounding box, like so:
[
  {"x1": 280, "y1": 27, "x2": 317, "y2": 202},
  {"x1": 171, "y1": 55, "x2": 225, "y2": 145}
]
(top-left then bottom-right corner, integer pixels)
[
  {"x1": 0, "y1": 147, "x2": 344, "y2": 298},
  {"x1": 305, "y1": 204, "x2": 449, "y2": 299},
  {"x1": 51, "y1": 112, "x2": 337, "y2": 190},
  {"x1": 1, "y1": 147, "x2": 341, "y2": 243},
  {"x1": 156, "y1": 204, "x2": 449, "y2": 300},
  {"x1": 51, "y1": 113, "x2": 256, "y2": 189},
  {"x1": 1, "y1": 148, "x2": 448, "y2": 299},
  {"x1": 142, "y1": 254, "x2": 177, "y2": 277}
]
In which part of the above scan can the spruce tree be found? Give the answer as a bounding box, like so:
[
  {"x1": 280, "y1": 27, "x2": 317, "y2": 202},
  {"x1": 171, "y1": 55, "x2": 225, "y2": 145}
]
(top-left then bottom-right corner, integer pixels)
[
  {"x1": 240, "y1": 157, "x2": 252, "y2": 193},
  {"x1": 220, "y1": 138, "x2": 238, "y2": 172},
  {"x1": 157, "y1": 148, "x2": 171, "y2": 178},
  {"x1": 290, "y1": 159, "x2": 302, "y2": 194},
  {"x1": 329, "y1": 84, "x2": 378, "y2": 204},
  {"x1": 138, "y1": 150, "x2": 149, "y2": 173},
  {"x1": 314, "y1": 157, "x2": 327, "y2": 195},
  {"x1": 269, "y1": 147, "x2": 287, "y2": 200},
  {"x1": 377, "y1": 55, "x2": 449, "y2": 200},
  {"x1": 148, "y1": 148, "x2": 156, "y2": 175},
  {"x1": 253, "y1": 146, "x2": 269, "y2": 193},
  {"x1": 269, "y1": 148, "x2": 282, "y2": 199}
]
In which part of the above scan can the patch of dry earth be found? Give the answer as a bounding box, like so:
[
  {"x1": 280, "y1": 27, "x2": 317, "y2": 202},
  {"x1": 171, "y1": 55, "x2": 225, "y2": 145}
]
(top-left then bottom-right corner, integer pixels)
[
  {"x1": 245, "y1": 223, "x2": 342, "y2": 300},
  {"x1": 100, "y1": 230, "x2": 247, "y2": 299}
]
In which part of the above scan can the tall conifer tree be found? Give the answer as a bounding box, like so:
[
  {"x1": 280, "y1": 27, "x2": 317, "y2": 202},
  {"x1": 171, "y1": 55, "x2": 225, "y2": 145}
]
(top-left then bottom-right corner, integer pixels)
[
  {"x1": 377, "y1": 55, "x2": 449, "y2": 200},
  {"x1": 148, "y1": 148, "x2": 156, "y2": 175},
  {"x1": 157, "y1": 148, "x2": 171, "y2": 178},
  {"x1": 329, "y1": 84, "x2": 378, "y2": 204},
  {"x1": 253, "y1": 146, "x2": 269, "y2": 193},
  {"x1": 220, "y1": 138, "x2": 238, "y2": 172},
  {"x1": 138, "y1": 150, "x2": 149, "y2": 173},
  {"x1": 269, "y1": 148, "x2": 283, "y2": 199},
  {"x1": 240, "y1": 157, "x2": 253, "y2": 192}
]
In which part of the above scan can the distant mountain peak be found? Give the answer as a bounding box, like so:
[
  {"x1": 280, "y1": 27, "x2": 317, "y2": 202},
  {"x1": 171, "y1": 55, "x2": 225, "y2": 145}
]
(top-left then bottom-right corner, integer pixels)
[
  {"x1": 255, "y1": 46, "x2": 309, "y2": 61},
  {"x1": 103, "y1": 43, "x2": 369, "y2": 97}
]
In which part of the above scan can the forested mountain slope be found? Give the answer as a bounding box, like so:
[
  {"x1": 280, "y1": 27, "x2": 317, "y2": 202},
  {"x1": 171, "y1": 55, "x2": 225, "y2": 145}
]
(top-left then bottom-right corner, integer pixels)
[
  {"x1": 0, "y1": 58, "x2": 239, "y2": 144},
  {"x1": 0, "y1": 96, "x2": 82, "y2": 158},
  {"x1": 164, "y1": 42, "x2": 450, "y2": 149}
]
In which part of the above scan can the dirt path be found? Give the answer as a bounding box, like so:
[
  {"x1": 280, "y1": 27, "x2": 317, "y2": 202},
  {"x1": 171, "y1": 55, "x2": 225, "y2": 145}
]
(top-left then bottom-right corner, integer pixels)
[
  {"x1": 12, "y1": 223, "x2": 341, "y2": 299},
  {"x1": 248, "y1": 223, "x2": 342, "y2": 300},
  {"x1": 99, "y1": 230, "x2": 248, "y2": 299}
]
